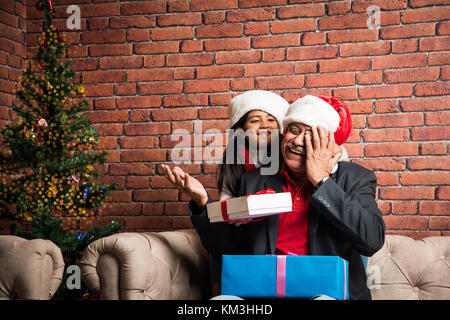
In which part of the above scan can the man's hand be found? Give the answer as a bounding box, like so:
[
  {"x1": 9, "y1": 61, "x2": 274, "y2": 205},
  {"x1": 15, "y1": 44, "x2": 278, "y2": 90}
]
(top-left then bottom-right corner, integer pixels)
[
  {"x1": 304, "y1": 126, "x2": 341, "y2": 187},
  {"x1": 161, "y1": 164, "x2": 209, "y2": 208}
]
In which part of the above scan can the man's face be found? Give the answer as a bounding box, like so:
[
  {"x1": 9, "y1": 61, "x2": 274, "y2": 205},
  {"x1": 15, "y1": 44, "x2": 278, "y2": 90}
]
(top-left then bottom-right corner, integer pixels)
[{"x1": 281, "y1": 122, "x2": 312, "y2": 175}]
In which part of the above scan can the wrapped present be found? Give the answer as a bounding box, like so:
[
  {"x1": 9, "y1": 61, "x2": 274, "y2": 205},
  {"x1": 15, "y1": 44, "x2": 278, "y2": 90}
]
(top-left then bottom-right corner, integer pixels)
[
  {"x1": 206, "y1": 189, "x2": 292, "y2": 223},
  {"x1": 221, "y1": 255, "x2": 349, "y2": 300}
]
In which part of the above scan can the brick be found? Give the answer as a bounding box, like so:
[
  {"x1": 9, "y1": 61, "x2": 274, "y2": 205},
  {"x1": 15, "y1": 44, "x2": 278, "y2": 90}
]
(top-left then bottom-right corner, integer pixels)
[
  {"x1": 419, "y1": 142, "x2": 448, "y2": 155},
  {"x1": 365, "y1": 142, "x2": 418, "y2": 157},
  {"x1": 126, "y1": 176, "x2": 150, "y2": 189},
  {"x1": 166, "y1": 202, "x2": 190, "y2": 215},
  {"x1": 216, "y1": 50, "x2": 261, "y2": 64},
  {"x1": 287, "y1": 46, "x2": 338, "y2": 60},
  {"x1": 127, "y1": 30, "x2": 150, "y2": 42},
  {"x1": 407, "y1": 156, "x2": 450, "y2": 170},
  {"x1": 319, "y1": 57, "x2": 370, "y2": 72},
  {"x1": 130, "y1": 110, "x2": 150, "y2": 122},
  {"x1": 361, "y1": 128, "x2": 410, "y2": 142},
  {"x1": 358, "y1": 84, "x2": 412, "y2": 99},
  {"x1": 116, "y1": 96, "x2": 161, "y2": 109},
  {"x1": 429, "y1": 52, "x2": 450, "y2": 66},
  {"x1": 79, "y1": 83, "x2": 112, "y2": 97},
  {"x1": 262, "y1": 48, "x2": 286, "y2": 62},
  {"x1": 384, "y1": 67, "x2": 440, "y2": 83},
  {"x1": 134, "y1": 42, "x2": 179, "y2": 54},
  {"x1": 109, "y1": 163, "x2": 155, "y2": 176},
  {"x1": 127, "y1": 69, "x2": 172, "y2": 81},
  {"x1": 167, "y1": 53, "x2": 214, "y2": 66},
  {"x1": 86, "y1": 110, "x2": 128, "y2": 123},
  {"x1": 409, "y1": 0, "x2": 450, "y2": 7},
  {"x1": 151, "y1": 108, "x2": 198, "y2": 121},
  {"x1": 400, "y1": 97, "x2": 450, "y2": 112},
  {"x1": 401, "y1": 7, "x2": 450, "y2": 24},
  {"x1": 244, "y1": 22, "x2": 270, "y2": 36},
  {"x1": 89, "y1": 44, "x2": 132, "y2": 56},
  {"x1": 352, "y1": 0, "x2": 407, "y2": 12},
  {"x1": 100, "y1": 56, "x2": 142, "y2": 69},
  {"x1": 414, "y1": 83, "x2": 450, "y2": 97},
  {"x1": 255, "y1": 75, "x2": 305, "y2": 90},
  {"x1": 392, "y1": 39, "x2": 419, "y2": 53},
  {"x1": 191, "y1": 0, "x2": 238, "y2": 11},
  {"x1": 328, "y1": 29, "x2": 378, "y2": 44},
  {"x1": 375, "y1": 172, "x2": 399, "y2": 186},
  {"x1": 142, "y1": 203, "x2": 165, "y2": 215},
  {"x1": 367, "y1": 113, "x2": 423, "y2": 128},
  {"x1": 143, "y1": 56, "x2": 166, "y2": 68},
  {"x1": 151, "y1": 27, "x2": 194, "y2": 41},
  {"x1": 392, "y1": 201, "x2": 418, "y2": 215},
  {"x1": 356, "y1": 71, "x2": 383, "y2": 85},
  {"x1": 174, "y1": 68, "x2": 196, "y2": 80},
  {"x1": 110, "y1": 16, "x2": 156, "y2": 28},
  {"x1": 239, "y1": 0, "x2": 286, "y2": 8},
  {"x1": 277, "y1": 4, "x2": 325, "y2": 18},
  {"x1": 270, "y1": 19, "x2": 316, "y2": 34},
  {"x1": 138, "y1": 81, "x2": 183, "y2": 95},
  {"x1": 82, "y1": 70, "x2": 126, "y2": 83},
  {"x1": 347, "y1": 101, "x2": 373, "y2": 114},
  {"x1": 437, "y1": 186, "x2": 450, "y2": 200},
  {"x1": 196, "y1": 24, "x2": 242, "y2": 38},
  {"x1": 230, "y1": 78, "x2": 255, "y2": 91},
  {"x1": 172, "y1": 217, "x2": 193, "y2": 229},
  {"x1": 121, "y1": 1, "x2": 166, "y2": 14},
  {"x1": 226, "y1": 8, "x2": 276, "y2": 22},
  {"x1": 351, "y1": 158, "x2": 406, "y2": 171},
  {"x1": 379, "y1": 187, "x2": 435, "y2": 200},
  {"x1": 380, "y1": 23, "x2": 435, "y2": 39},
  {"x1": 429, "y1": 217, "x2": 450, "y2": 231},
  {"x1": 437, "y1": 21, "x2": 450, "y2": 35},
  {"x1": 425, "y1": 111, "x2": 450, "y2": 126},
  {"x1": 383, "y1": 216, "x2": 428, "y2": 230},
  {"x1": 118, "y1": 136, "x2": 159, "y2": 149},
  {"x1": 121, "y1": 149, "x2": 166, "y2": 162},
  {"x1": 183, "y1": 79, "x2": 229, "y2": 93},
  {"x1": 245, "y1": 62, "x2": 293, "y2": 76},
  {"x1": 199, "y1": 107, "x2": 228, "y2": 119},
  {"x1": 318, "y1": 14, "x2": 367, "y2": 30},
  {"x1": 209, "y1": 93, "x2": 232, "y2": 106},
  {"x1": 123, "y1": 123, "x2": 170, "y2": 135},
  {"x1": 203, "y1": 11, "x2": 226, "y2": 24},
  {"x1": 305, "y1": 73, "x2": 355, "y2": 88},
  {"x1": 114, "y1": 83, "x2": 137, "y2": 96},
  {"x1": 163, "y1": 94, "x2": 208, "y2": 107},
  {"x1": 197, "y1": 65, "x2": 244, "y2": 79},
  {"x1": 133, "y1": 189, "x2": 178, "y2": 202},
  {"x1": 294, "y1": 61, "x2": 318, "y2": 74},
  {"x1": 82, "y1": 30, "x2": 125, "y2": 44},
  {"x1": 326, "y1": 1, "x2": 351, "y2": 15},
  {"x1": 372, "y1": 53, "x2": 427, "y2": 69},
  {"x1": 420, "y1": 36, "x2": 450, "y2": 51},
  {"x1": 411, "y1": 127, "x2": 450, "y2": 141},
  {"x1": 400, "y1": 172, "x2": 450, "y2": 186},
  {"x1": 157, "y1": 13, "x2": 202, "y2": 27},
  {"x1": 252, "y1": 34, "x2": 300, "y2": 48},
  {"x1": 301, "y1": 33, "x2": 326, "y2": 46},
  {"x1": 204, "y1": 38, "x2": 250, "y2": 51}
]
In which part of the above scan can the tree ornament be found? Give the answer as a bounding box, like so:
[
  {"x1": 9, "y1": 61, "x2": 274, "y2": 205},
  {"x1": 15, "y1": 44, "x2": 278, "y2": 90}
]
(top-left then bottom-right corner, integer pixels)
[
  {"x1": 76, "y1": 86, "x2": 85, "y2": 95},
  {"x1": 0, "y1": 147, "x2": 12, "y2": 159},
  {"x1": 35, "y1": 1, "x2": 44, "y2": 11},
  {"x1": 38, "y1": 118, "x2": 48, "y2": 128},
  {"x1": 11, "y1": 117, "x2": 25, "y2": 131}
]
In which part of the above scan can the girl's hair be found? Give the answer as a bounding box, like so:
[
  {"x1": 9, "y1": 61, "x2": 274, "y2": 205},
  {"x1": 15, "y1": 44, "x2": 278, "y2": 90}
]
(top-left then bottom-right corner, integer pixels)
[{"x1": 217, "y1": 112, "x2": 282, "y2": 197}]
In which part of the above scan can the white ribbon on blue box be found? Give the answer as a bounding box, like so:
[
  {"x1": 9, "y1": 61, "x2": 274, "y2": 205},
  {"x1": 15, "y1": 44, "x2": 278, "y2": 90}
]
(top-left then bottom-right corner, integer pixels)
[{"x1": 221, "y1": 255, "x2": 349, "y2": 300}]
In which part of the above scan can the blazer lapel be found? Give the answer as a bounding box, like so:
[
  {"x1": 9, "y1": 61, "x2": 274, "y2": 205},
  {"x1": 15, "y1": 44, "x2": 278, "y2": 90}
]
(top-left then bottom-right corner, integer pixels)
[{"x1": 265, "y1": 174, "x2": 284, "y2": 253}]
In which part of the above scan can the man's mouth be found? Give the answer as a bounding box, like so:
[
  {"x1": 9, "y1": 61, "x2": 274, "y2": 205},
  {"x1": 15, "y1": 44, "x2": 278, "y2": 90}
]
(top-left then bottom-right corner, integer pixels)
[{"x1": 286, "y1": 143, "x2": 305, "y2": 156}]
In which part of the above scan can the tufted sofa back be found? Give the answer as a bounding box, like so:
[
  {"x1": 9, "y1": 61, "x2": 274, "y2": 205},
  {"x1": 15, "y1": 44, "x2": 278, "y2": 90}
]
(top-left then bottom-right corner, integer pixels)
[{"x1": 367, "y1": 235, "x2": 450, "y2": 300}]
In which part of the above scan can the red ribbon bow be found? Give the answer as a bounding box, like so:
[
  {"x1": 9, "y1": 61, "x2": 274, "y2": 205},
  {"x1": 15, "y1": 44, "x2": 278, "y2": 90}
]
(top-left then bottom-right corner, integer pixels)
[{"x1": 220, "y1": 188, "x2": 276, "y2": 223}]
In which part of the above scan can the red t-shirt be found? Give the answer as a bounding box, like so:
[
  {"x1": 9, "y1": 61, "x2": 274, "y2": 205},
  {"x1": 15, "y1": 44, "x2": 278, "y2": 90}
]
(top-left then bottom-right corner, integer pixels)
[{"x1": 275, "y1": 163, "x2": 314, "y2": 256}]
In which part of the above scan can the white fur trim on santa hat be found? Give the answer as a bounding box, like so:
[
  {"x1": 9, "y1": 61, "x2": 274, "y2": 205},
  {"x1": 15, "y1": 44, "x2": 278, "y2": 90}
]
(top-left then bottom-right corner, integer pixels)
[
  {"x1": 283, "y1": 95, "x2": 340, "y2": 132},
  {"x1": 228, "y1": 90, "x2": 289, "y2": 131}
]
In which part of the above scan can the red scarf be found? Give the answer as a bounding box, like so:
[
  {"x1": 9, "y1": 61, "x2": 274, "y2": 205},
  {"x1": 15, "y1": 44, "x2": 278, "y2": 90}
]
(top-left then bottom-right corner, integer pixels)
[{"x1": 242, "y1": 146, "x2": 256, "y2": 173}]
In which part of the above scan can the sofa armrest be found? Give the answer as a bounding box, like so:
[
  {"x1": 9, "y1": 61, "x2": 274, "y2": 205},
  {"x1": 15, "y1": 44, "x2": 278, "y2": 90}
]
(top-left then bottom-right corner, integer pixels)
[
  {"x1": 80, "y1": 229, "x2": 209, "y2": 300},
  {"x1": 0, "y1": 236, "x2": 65, "y2": 300}
]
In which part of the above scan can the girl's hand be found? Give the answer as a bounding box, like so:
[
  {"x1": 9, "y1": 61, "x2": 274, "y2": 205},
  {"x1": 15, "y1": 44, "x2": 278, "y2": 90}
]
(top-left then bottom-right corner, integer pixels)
[
  {"x1": 161, "y1": 164, "x2": 208, "y2": 208},
  {"x1": 227, "y1": 218, "x2": 253, "y2": 227}
]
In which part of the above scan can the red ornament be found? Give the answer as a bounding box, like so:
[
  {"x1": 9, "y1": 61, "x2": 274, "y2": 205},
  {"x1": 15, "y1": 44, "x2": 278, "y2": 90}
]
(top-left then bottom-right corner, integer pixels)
[
  {"x1": 35, "y1": 1, "x2": 44, "y2": 10},
  {"x1": 39, "y1": 62, "x2": 46, "y2": 70}
]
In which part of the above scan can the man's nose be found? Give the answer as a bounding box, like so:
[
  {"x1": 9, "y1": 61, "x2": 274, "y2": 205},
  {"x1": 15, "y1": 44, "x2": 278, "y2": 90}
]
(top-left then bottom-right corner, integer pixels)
[{"x1": 293, "y1": 132, "x2": 304, "y2": 146}]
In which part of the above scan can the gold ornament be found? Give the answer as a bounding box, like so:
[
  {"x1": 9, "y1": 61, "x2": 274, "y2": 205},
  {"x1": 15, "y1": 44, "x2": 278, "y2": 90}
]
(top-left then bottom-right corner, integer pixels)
[
  {"x1": 76, "y1": 86, "x2": 85, "y2": 95},
  {"x1": 0, "y1": 147, "x2": 12, "y2": 159},
  {"x1": 11, "y1": 117, "x2": 25, "y2": 130}
]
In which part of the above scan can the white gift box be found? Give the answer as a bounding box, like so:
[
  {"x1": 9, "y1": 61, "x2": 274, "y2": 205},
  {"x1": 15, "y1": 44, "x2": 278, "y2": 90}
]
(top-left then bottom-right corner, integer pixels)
[{"x1": 207, "y1": 191, "x2": 293, "y2": 223}]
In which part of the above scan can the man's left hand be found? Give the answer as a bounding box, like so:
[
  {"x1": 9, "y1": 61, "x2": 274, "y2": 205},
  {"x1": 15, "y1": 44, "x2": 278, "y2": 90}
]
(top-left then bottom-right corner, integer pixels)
[{"x1": 304, "y1": 126, "x2": 341, "y2": 187}]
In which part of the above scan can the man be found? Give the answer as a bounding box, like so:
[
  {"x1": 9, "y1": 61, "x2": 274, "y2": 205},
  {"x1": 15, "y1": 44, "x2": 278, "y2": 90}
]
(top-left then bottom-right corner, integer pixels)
[{"x1": 188, "y1": 95, "x2": 385, "y2": 300}]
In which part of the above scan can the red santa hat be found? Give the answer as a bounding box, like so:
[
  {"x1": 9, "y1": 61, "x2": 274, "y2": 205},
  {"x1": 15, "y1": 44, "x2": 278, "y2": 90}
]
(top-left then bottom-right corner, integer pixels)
[
  {"x1": 283, "y1": 95, "x2": 353, "y2": 145},
  {"x1": 228, "y1": 90, "x2": 290, "y2": 131}
]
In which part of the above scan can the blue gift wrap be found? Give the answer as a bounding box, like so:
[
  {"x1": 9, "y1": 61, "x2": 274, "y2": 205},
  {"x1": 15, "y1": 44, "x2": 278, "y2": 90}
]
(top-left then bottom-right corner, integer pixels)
[{"x1": 221, "y1": 255, "x2": 349, "y2": 300}]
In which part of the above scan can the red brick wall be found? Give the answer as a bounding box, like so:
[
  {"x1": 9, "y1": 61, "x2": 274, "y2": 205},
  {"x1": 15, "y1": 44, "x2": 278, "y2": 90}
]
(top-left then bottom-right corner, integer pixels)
[{"x1": 1, "y1": 0, "x2": 449, "y2": 239}]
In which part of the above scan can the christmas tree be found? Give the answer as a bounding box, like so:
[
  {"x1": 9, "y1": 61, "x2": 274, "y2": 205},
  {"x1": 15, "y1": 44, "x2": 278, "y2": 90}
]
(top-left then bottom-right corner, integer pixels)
[{"x1": 0, "y1": 0, "x2": 122, "y2": 299}]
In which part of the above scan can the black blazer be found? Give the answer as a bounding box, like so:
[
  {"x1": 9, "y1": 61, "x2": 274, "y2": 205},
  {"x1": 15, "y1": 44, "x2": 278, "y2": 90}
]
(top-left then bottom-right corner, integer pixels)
[{"x1": 189, "y1": 161, "x2": 386, "y2": 300}]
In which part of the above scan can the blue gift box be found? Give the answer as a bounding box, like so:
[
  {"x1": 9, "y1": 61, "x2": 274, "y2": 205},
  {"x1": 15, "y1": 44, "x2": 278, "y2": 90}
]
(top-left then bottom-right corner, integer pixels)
[{"x1": 221, "y1": 255, "x2": 349, "y2": 300}]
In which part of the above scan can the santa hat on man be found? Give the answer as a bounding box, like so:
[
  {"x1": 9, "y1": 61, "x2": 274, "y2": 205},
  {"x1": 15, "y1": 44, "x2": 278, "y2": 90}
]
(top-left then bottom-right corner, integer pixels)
[
  {"x1": 283, "y1": 95, "x2": 353, "y2": 145},
  {"x1": 228, "y1": 90, "x2": 290, "y2": 131}
]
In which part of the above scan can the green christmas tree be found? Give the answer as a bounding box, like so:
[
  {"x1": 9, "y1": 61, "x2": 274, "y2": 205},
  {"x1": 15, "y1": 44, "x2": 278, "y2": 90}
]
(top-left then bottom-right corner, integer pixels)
[{"x1": 0, "y1": 0, "x2": 122, "y2": 299}]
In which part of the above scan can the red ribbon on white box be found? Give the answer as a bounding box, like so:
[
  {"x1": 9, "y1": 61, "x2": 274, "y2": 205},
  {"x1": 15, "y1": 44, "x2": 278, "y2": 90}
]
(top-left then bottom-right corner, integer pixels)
[{"x1": 219, "y1": 188, "x2": 276, "y2": 222}]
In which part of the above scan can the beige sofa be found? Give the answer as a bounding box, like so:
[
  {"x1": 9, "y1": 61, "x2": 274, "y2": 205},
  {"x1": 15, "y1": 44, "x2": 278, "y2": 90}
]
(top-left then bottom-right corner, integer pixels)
[
  {"x1": 0, "y1": 235, "x2": 65, "y2": 300},
  {"x1": 80, "y1": 230, "x2": 450, "y2": 300}
]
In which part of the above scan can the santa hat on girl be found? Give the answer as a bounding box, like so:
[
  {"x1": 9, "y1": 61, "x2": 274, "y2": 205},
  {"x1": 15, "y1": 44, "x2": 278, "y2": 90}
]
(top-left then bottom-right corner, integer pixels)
[
  {"x1": 283, "y1": 95, "x2": 353, "y2": 145},
  {"x1": 228, "y1": 90, "x2": 290, "y2": 131}
]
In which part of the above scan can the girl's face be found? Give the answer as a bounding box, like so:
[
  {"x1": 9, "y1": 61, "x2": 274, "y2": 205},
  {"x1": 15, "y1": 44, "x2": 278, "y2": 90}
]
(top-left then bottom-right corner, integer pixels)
[{"x1": 242, "y1": 110, "x2": 279, "y2": 147}]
